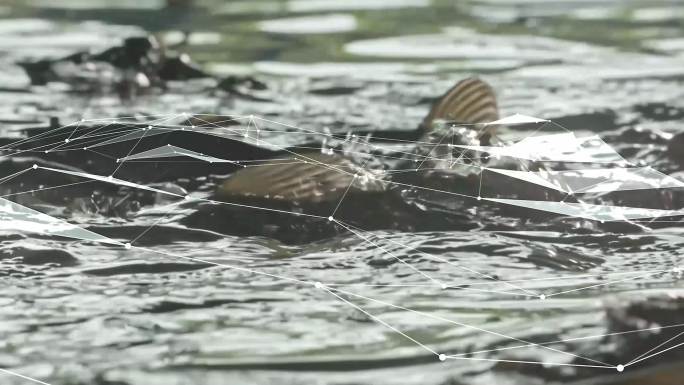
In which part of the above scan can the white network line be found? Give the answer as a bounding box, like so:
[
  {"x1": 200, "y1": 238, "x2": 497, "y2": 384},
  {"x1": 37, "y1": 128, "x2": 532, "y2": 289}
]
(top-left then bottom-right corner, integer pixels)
[{"x1": 1, "y1": 112, "x2": 682, "y2": 384}]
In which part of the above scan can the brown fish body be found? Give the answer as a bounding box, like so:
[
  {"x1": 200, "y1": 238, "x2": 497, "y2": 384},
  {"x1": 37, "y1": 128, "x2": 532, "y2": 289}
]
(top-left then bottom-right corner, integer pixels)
[
  {"x1": 217, "y1": 153, "x2": 385, "y2": 204},
  {"x1": 177, "y1": 78, "x2": 506, "y2": 242},
  {"x1": 215, "y1": 77, "x2": 500, "y2": 204}
]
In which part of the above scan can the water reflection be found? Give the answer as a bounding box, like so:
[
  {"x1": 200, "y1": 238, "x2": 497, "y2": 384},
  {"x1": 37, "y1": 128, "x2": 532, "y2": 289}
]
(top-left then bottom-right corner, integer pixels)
[{"x1": 2, "y1": 0, "x2": 684, "y2": 384}]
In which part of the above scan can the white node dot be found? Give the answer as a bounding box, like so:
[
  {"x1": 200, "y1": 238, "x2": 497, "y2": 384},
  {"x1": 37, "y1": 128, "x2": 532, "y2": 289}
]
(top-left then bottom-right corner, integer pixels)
[
  {"x1": 314, "y1": 282, "x2": 323, "y2": 289},
  {"x1": 539, "y1": 294, "x2": 546, "y2": 300},
  {"x1": 441, "y1": 283, "x2": 448, "y2": 290},
  {"x1": 64, "y1": 139, "x2": 69, "y2": 143},
  {"x1": 185, "y1": 195, "x2": 191, "y2": 200},
  {"x1": 44, "y1": 150, "x2": 49, "y2": 154},
  {"x1": 108, "y1": 175, "x2": 113, "y2": 180},
  {"x1": 616, "y1": 365, "x2": 624, "y2": 372},
  {"x1": 328, "y1": 216, "x2": 334, "y2": 222},
  {"x1": 477, "y1": 196, "x2": 481, "y2": 201},
  {"x1": 439, "y1": 354, "x2": 446, "y2": 361},
  {"x1": 124, "y1": 243, "x2": 131, "y2": 249},
  {"x1": 32, "y1": 164, "x2": 38, "y2": 169}
]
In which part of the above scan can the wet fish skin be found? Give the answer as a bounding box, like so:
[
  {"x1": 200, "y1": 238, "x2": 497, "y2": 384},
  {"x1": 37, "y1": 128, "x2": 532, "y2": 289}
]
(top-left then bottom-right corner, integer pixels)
[
  {"x1": 216, "y1": 78, "x2": 500, "y2": 204},
  {"x1": 196, "y1": 78, "x2": 507, "y2": 242},
  {"x1": 216, "y1": 153, "x2": 385, "y2": 204}
]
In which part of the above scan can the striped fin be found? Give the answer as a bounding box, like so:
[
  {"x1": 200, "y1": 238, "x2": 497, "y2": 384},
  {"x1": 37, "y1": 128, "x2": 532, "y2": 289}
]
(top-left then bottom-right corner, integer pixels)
[
  {"x1": 421, "y1": 77, "x2": 499, "y2": 130},
  {"x1": 216, "y1": 153, "x2": 385, "y2": 203}
]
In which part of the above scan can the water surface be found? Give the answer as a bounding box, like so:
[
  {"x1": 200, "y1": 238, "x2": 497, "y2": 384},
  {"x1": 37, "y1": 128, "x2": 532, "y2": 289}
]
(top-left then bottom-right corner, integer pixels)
[{"x1": 2, "y1": 1, "x2": 684, "y2": 384}]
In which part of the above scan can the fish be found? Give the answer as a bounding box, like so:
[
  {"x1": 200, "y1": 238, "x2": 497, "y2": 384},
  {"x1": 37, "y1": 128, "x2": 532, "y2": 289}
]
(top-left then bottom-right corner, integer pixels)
[
  {"x1": 215, "y1": 77, "x2": 499, "y2": 204},
  {"x1": 176, "y1": 78, "x2": 503, "y2": 243},
  {"x1": 216, "y1": 152, "x2": 386, "y2": 203}
]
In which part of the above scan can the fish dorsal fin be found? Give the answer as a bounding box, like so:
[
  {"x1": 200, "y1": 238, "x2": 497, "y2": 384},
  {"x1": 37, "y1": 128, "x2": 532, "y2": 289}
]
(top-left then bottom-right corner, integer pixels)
[{"x1": 421, "y1": 77, "x2": 499, "y2": 131}]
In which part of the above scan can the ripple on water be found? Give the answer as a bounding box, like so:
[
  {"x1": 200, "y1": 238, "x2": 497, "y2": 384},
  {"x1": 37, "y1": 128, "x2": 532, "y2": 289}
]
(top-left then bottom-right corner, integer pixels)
[
  {"x1": 344, "y1": 29, "x2": 607, "y2": 62},
  {"x1": 254, "y1": 60, "x2": 524, "y2": 80},
  {"x1": 2, "y1": 2, "x2": 684, "y2": 384},
  {"x1": 643, "y1": 37, "x2": 684, "y2": 57},
  {"x1": 287, "y1": 0, "x2": 430, "y2": 12},
  {"x1": 508, "y1": 55, "x2": 684, "y2": 81},
  {"x1": 0, "y1": 19, "x2": 143, "y2": 59},
  {"x1": 2, "y1": 225, "x2": 684, "y2": 384},
  {"x1": 217, "y1": 0, "x2": 429, "y2": 15},
  {"x1": 26, "y1": 0, "x2": 166, "y2": 10},
  {"x1": 258, "y1": 14, "x2": 358, "y2": 34},
  {"x1": 467, "y1": 0, "x2": 628, "y2": 22}
]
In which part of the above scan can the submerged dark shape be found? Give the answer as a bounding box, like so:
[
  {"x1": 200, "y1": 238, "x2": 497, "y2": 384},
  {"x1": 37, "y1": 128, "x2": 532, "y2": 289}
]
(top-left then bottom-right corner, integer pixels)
[
  {"x1": 181, "y1": 78, "x2": 550, "y2": 241},
  {"x1": 16, "y1": 34, "x2": 269, "y2": 102},
  {"x1": 5, "y1": 77, "x2": 683, "y2": 243},
  {"x1": 215, "y1": 77, "x2": 499, "y2": 202},
  {"x1": 217, "y1": 75, "x2": 268, "y2": 94},
  {"x1": 667, "y1": 132, "x2": 684, "y2": 167},
  {"x1": 486, "y1": 292, "x2": 684, "y2": 384},
  {"x1": 16, "y1": 35, "x2": 214, "y2": 98},
  {"x1": 158, "y1": 53, "x2": 209, "y2": 81},
  {"x1": 601, "y1": 294, "x2": 684, "y2": 371},
  {"x1": 188, "y1": 78, "x2": 677, "y2": 242}
]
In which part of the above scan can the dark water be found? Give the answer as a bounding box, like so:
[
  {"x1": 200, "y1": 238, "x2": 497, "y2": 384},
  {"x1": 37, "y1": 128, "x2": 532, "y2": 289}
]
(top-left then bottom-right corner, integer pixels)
[{"x1": 2, "y1": 1, "x2": 684, "y2": 384}]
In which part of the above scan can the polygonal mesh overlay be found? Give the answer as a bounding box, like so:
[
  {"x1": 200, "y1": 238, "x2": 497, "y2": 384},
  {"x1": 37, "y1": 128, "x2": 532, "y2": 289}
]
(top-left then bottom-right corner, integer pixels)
[
  {"x1": 486, "y1": 166, "x2": 684, "y2": 194},
  {"x1": 0, "y1": 197, "x2": 120, "y2": 244},
  {"x1": 1, "y1": 112, "x2": 683, "y2": 384},
  {"x1": 119, "y1": 144, "x2": 238, "y2": 164}
]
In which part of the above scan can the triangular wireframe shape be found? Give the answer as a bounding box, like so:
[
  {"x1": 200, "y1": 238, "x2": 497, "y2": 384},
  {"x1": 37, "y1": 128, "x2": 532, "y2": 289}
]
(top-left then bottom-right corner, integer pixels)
[
  {"x1": 574, "y1": 167, "x2": 684, "y2": 193},
  {"x1": 0, "y1": 198, "x2": 120, "y2": 244},
  {"x1": 453, "y1": 133, "x2": 625, "y2": 163},
  {"x1": 119, "y1": 145, "x2": 236, "y2": 164},
  {"x1": 484, "y1": 168, "x2": 567, "y2": 192},
  {"x1": 574, "y1": 135, "x2": 626, "y2": 164},
  {"x1": 514, "y1": 132, "x2": 576, "y2": 145},
  {"x1": 485, "y1": 167, "x2": 684, "y2": 194},
  {"x1": 485, "y1": 198, "x2": 684, "y2": 221},
  {"x1": 86, "y1": 125, "x2": 283, "y2": 151},
  {"x1": 38, "y1": 167, "x2": 184, "y2": 197},
  {"x1": 484, "y1": 113, "x2": 549, "y2": 126},
  {"x1": 88, "y1": 127, "x2": 176, "y2": 148}
]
